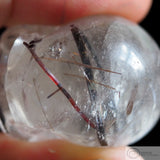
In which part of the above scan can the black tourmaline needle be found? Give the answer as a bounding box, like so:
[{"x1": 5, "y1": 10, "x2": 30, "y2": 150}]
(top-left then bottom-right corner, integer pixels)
[
  {"x1": 71, "y1": 24, "x2": 96, "y2": 102},
  {"x1": 70, "y1": 24, "x2": 107, "y2": 146},
  {"x1": 0, "y1": 107, "x2": 7, "y2": 133}
]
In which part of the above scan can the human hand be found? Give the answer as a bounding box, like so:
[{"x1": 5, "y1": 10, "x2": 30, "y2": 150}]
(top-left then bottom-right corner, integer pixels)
[
  {"x1": 0, "y1": 0, "x2": 152, "y2": 159},
  {"x1": 0, "y1": 0, "x2": 151, "y2": 26}
]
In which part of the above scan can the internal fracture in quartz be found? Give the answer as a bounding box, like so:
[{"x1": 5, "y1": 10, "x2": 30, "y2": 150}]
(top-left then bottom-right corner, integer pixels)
[{"x1": 2, "y1": 16, "x2": 160, "y2": 147}]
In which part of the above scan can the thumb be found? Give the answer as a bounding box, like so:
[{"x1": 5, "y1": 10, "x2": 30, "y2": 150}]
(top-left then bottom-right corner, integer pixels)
[{"x1": 0, "y1": 134, "x2": 144, "y2": 160}]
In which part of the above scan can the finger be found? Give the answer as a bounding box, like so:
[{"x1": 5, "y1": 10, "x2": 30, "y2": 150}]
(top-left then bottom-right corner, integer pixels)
[
  {"x1": 0, "y1": 0, "x2": 152, "y2": 27},
  {"x1": 0, "y1": 134, "x2": 143, "y2": 160}
]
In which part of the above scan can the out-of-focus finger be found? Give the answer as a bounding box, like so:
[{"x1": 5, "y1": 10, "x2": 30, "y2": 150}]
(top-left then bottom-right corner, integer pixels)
[
  {"x1": 0, "y1": 0, "x2": 152, "y2": 27},
  {"x1": 0, "y1": 134, "x2": 144, "y2": 160}
]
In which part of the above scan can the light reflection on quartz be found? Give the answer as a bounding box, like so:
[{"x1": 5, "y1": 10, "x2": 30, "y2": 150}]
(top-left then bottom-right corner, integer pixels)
[
  {"x1": 9, "y1": 98, "x2": 30, "y2": 126},
  {"x1": 14, "y1": 38, "x2": 22, "y2": 46},
  {"x1": 150, "y1": 83, "x2": 156, "y2": 110},
  {"x1": 120, "y1": 44, "x2": 144, "y2": 71},
  {"x1": 129, "y1": 51, "x2": 143, "y2": 71}
]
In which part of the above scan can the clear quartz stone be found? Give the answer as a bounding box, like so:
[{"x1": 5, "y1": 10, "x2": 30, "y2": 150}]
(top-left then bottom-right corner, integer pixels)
[{"x1": 0, "y1": 16, "x2": 160, "y2": 146}]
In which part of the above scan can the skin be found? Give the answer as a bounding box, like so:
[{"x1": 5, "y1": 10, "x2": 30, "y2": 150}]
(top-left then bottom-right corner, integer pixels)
[
  {"x1": 0, "y1": 0, "x2": 152, "y2": 26},
  {"x1": 0, "y1": 134, "x2": 144, "y2": 160},
  {"x1": 0, "y1": 0, "x2": 152, "y2": 159}
]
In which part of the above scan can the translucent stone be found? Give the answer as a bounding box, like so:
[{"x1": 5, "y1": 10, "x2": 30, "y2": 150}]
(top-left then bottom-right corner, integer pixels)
[{"x1": 0, "y1": 16, "x2": 160, "y2": 146}]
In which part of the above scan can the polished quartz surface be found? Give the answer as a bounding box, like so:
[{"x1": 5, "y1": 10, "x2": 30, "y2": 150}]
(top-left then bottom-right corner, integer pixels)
[{"x1": 0, "y1": 16, "x2": 160, "y2": 146}]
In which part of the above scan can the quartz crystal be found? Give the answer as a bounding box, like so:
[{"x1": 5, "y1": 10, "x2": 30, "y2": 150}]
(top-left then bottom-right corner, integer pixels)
[{"x1": 0, "y1": 16, "x2": 160, "y2": 146}]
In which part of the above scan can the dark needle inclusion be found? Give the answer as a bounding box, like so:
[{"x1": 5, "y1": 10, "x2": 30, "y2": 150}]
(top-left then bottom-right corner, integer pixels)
[{"x1": 70, "y1": 24, "x2": 108, "y2": 146}]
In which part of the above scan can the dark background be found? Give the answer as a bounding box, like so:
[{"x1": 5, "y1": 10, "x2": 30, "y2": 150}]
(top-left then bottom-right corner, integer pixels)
[
  {"x1": 140, "y1": 0, "x2": 160, "y2": 45},
  {"x1": 0, "y1": 0, "x2": 160, "y2": 146}
]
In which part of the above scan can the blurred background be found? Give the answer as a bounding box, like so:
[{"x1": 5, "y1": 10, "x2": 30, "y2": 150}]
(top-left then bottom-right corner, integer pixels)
[{"x1": 0, "y1": 0, "x2": 160, "y2": 146}]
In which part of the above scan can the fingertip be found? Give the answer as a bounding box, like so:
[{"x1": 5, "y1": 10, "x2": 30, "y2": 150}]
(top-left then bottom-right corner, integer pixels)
[
  {"x1": 64, "y1": 0, "x2": 152, "y2": 23},
  {"x1": 0, "y1": 133, "x2": 144, "y2": 160},
  {"x1": 119, "y1": 0, "x2": 152, "y2": 22}
]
